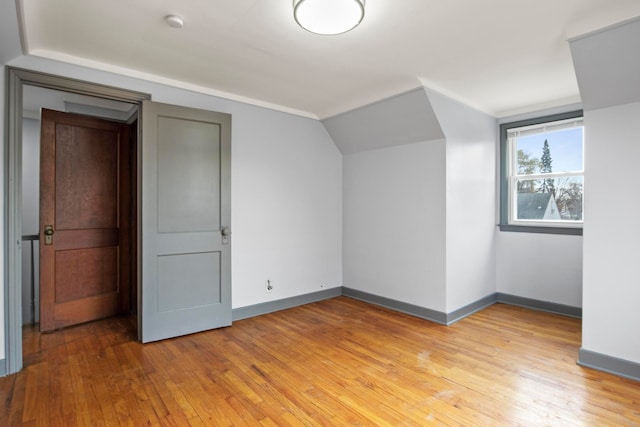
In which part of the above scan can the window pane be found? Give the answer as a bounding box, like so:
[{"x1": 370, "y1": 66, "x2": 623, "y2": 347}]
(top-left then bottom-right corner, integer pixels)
[
  {"x1": 501, "y1": 111, "x2": 584, "y2": 232},
  {"x1": 514, "y1": 126, "x2": 583, "y2": 174},
  {"x1": 515, "y1": 176, "x2": 583, "y2": 221}
]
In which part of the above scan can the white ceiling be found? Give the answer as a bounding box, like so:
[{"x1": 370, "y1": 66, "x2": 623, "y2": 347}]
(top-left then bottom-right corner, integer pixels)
[{"x1": 17, "y1": 0, "x2": 640, "y2": 119}]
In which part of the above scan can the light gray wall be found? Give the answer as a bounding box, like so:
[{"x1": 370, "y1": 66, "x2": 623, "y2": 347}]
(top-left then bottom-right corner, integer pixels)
[
  {"x1": 582, "y1": 102, "x2": 640, "y2": 363},
  {"x1": 340, "y1": 88, "x2": 449, "y2": 311},
  {"x1": 570, "y1": 17, "x2": 640, "y2": 365},
  {"x1": 427, "y1": 90, "x2": 497, "y2": 312},
  {"x1": 343, "y1": 139, "x2": 447, "y2": 310},
  {"x1": 21, "y1": 118, "x2": 40, "y2": 325},
  {"x1": 496, "y1": 232, "x2": 583, "y2": 307},
  {"x1": 231, "y1": 104, "x2": 343, "y2": 307},
  {"x1": 21, "y1": 119, "x2": 39, "y2": 236},
  {"x1": 343, "y1": 88, "x2": 498, "y2": 314}
]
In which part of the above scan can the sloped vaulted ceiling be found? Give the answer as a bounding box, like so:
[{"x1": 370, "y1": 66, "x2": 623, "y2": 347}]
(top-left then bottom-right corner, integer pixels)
[
  {"x1": 323, "y1": 85, "x2": 495, "y2": 155},
  {"x1": 322, "y1": 87, "x2": 444, "y2": 155},
  {"x1": 569, "y1": 17, "x2": 640, "y2": 111}
]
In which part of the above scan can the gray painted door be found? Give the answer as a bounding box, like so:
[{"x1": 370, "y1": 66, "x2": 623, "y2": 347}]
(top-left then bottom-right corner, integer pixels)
[{"x1": 141, "y1": 100, "x2": 231, "y2": 343}]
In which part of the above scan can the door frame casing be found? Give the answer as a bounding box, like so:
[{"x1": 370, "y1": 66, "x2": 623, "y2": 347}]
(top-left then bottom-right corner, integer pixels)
[{"x1": 4, "y1": 67, "x2": 150, "y2": 375}]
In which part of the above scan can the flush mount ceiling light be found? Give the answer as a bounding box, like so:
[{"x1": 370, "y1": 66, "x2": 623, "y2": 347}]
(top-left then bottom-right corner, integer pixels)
[
  {"x1": 165, "y1": 15, "x2": 184, "y2": 29},
  {"x1": 293, "y1": 0, "x2": 365, "y2": 35}
]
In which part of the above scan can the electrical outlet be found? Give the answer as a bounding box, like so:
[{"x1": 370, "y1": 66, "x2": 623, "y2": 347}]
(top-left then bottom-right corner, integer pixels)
[{"x1": 266, "y1": 279, "x2": 273, "y2": 293}]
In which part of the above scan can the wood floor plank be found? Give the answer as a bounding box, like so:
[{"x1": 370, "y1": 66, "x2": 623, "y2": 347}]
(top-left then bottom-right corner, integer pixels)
[{"x1": 2, "y1": 297, "x2": 640, "y2": 426}]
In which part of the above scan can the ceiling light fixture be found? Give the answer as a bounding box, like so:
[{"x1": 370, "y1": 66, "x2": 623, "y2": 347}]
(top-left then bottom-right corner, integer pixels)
[
  {"x1": 165, "y1": 15, "x2": 184, "y2": 29},
  {"x1": 293, "y1": 0, "x2": 365, "y2": 35}
]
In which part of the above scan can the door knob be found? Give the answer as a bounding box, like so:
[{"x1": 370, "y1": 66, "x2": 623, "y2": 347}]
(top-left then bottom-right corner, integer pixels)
[
  {"x1": 44, "y1": 225, "x2": 54, "y2": 245},
  {"x1": 221, "y1": 227, "x2": 230, "y2": 244}
]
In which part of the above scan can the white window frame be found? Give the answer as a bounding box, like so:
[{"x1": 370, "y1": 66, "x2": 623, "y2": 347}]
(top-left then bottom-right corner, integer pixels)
[{"x1": 500, "y1": 110, "x2": 584, "y2": 235}]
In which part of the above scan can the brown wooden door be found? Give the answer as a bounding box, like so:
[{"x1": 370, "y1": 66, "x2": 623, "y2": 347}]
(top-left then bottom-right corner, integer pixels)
[{"x1": 39, "y1": 109, "x2": 132, "y2": 332}]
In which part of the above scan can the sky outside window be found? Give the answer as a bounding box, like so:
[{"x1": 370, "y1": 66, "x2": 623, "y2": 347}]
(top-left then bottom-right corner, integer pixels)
[{"x1": 516, "y1": 127, "x2": 583, "y2": 173}]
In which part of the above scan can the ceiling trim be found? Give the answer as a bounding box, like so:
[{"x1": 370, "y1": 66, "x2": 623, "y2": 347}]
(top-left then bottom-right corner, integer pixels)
[
  {"x1": 566, "y1": 14, "x2": 640, "y2": 42},
  {"x1": 322, "y1": 86, "x2": 426, "y2": 121},
  {"x1": 495, "y1": 95, "x2": 583, "y2": 119},
  {"x1": 28, "y1": 49, "x2": 320, "y2": 120},
  {"x1": 14, "y1": 0, "x2": 28, "y2": 54}
]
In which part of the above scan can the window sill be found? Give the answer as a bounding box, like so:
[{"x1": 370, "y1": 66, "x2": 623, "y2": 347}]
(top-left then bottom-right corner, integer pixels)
[{"x1": 498, "y1": 224, "x2": 583, "y2": 236}]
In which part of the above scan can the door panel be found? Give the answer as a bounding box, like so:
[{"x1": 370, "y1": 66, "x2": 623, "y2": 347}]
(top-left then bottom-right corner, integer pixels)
[
  {"x1": 55, "y1": 124, "x2": 118, "y2": 229},
  {"x1": 55, "y1": 247, "x2": 118, "y2": 303},
  {"x1": 40, "y1": 109, "x2": 131, "y2": 332},
  {"x1": 141, "y1": 101, "x2": 231, "y2": 343},
  {"x1": 157, "y1": 252, "x2": 221, "y2": 312},
  {"x1": 157, "y1": 117, "x2": 221, "y2": 232}
]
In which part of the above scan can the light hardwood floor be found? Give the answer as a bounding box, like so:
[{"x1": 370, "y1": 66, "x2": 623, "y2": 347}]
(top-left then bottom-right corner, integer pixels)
[{"x1": 1, "y1": 296, "x2": 639, "y2": 426}]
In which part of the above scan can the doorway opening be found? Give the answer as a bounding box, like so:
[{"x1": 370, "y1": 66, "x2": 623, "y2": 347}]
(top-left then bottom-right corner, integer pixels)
[
  {"x1": 25, "y1": 88, "x2": 138, "y2": 332},
  {"x1": 5, "y1": 67, "x2": 150, "y2": 375}
]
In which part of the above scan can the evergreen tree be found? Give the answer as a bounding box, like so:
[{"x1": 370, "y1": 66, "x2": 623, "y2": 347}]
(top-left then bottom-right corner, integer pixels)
[{"x1": 539, "y1": 139, "x2": 555, "y2": 195}]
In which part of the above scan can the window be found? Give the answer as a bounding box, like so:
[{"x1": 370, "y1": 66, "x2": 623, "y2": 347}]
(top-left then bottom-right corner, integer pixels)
[{"x1": 500, "y1": 111, "x2": 584, "y2": 235}]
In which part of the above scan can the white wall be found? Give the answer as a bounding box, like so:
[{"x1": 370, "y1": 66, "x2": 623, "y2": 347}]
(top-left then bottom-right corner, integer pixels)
[
  {"x1": 497, "y1": 232, "x2": 583, "y2": 306},
  {"x1": 495, "y1": 105, "x2": 584, "y2": 308},
  {"x1": 21, "y1": 119, "x2": 40, "y2": 236},
  {"x1": 342, "y1": 89, "x2": 498, "y2": 315},
  {"x1": 428, "y1": 90, "x2": 497, "y2": 312},
  {"x1": 6, "y1": 55, "x2": 344, "y2": 313},
  {"x1": 21, "y1": 118, "x2": 40, "y2": 324},
  {"x1": 231, "y1": 109, "x2": 343, "y2": 307},
  {"x1": 445, "y1": 136, "x2": 497, "y2": 311},
  {"x1": 582, "y1": 102, "x2": 640, "y2": 363},
  {"x1": 343, "y1": 140, "x2": 447, "y2": 311}
]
